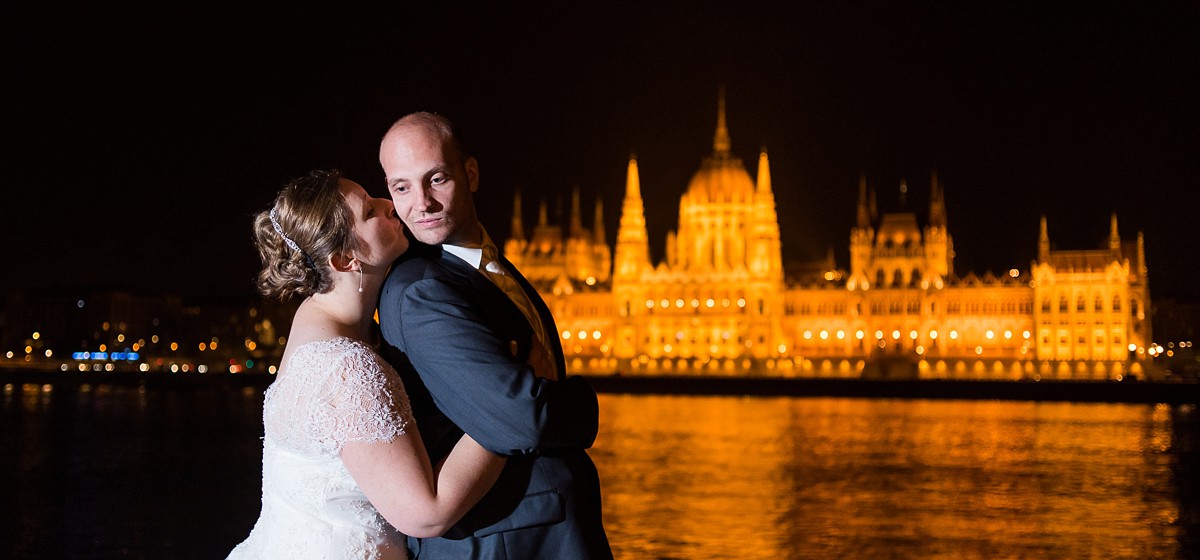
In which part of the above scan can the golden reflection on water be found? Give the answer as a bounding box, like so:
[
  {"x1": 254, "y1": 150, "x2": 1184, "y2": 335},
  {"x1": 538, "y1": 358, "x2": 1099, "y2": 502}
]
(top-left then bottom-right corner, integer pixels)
[{"x1": 591, "y1": 395, "x2": 1186, "y2": 559}]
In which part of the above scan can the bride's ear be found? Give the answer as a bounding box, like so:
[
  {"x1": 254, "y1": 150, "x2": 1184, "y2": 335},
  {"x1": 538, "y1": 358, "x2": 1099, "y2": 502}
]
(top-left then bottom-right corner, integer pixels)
[{"x1": 329, "y1": 253, "x2": 358, "y2": 273}]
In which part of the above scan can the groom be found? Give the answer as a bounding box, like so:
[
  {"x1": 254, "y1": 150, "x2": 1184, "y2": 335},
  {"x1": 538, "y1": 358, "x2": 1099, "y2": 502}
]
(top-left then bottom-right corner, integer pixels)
[{"x1": 376, "y1": 111, "x2": 613, "y2": 559}]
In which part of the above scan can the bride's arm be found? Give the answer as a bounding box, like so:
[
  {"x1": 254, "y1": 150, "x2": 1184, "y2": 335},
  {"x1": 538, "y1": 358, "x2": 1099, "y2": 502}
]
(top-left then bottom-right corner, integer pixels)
[{"x1": 341, "y1": 427, "x2": 505, "y2": 538}]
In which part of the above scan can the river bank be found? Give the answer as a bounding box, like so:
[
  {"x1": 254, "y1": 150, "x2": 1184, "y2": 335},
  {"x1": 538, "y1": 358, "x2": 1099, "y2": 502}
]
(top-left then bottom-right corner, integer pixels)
[{"x1": 3, "y1": 368, "x2": 1197, "y2": 405}]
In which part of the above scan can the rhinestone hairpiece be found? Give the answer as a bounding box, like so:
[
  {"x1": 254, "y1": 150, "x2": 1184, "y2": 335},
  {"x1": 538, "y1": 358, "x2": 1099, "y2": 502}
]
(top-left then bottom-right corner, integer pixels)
[{"x1": 269, "y1": 207, "x2": 302, "y2": 253}]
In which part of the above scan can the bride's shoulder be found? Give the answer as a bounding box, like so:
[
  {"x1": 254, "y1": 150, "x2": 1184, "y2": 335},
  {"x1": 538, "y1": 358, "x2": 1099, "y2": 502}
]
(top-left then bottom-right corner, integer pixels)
[{"x1": 278, "y1": 337, "x2": 383, "y2": 380}]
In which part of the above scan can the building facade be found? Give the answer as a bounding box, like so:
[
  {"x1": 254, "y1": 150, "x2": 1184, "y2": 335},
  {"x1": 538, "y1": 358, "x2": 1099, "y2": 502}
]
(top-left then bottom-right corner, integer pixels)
[{"x1": 504, "y1": 97, "x2": 1154, "y2": 380}]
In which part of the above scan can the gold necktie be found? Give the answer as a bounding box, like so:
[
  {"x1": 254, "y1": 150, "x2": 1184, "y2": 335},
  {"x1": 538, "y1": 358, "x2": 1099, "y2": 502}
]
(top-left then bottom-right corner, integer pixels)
[{"x1": 480, "y1": 245, "x2": 557, "y2": 380}]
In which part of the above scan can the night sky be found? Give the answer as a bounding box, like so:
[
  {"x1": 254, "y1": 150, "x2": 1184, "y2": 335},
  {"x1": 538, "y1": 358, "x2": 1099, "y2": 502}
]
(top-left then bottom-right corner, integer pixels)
[{"x1": 7, "y1": 3, "x2": 1198, "y2": 302}]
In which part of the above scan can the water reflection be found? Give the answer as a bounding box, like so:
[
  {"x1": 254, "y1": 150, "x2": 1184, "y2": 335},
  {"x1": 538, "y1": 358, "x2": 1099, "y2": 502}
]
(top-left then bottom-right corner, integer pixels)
[
  {"x1": 592, "y1": 395, "x2": 1193, "y2": 559},
  {"x1": 0, "y1": 383, "x2": 1194, "y2": 558}
]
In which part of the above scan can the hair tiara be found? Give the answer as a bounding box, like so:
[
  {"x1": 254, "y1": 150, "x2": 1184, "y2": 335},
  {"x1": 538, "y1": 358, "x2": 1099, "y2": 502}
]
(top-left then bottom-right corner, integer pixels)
[{"x1": 269, "y1": 206, "x2": 319, "y2": 273}]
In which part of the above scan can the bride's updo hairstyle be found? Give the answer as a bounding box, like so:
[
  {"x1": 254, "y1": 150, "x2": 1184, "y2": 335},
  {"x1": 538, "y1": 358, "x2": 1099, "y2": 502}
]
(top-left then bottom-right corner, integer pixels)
[{"x1": 252, "y1": 169, "x2": 357, "y2": 300}]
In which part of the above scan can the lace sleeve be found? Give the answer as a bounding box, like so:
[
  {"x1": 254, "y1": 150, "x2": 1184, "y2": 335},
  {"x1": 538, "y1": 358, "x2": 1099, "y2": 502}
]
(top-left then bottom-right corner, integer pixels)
[{"x1": 316, "y1": 343, "x2": 413, "y2": 454}]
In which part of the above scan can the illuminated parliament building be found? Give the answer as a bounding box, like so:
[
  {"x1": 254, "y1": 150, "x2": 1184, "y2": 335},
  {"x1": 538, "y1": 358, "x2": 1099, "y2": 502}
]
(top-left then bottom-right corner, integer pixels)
[{"x1": 503, "y1": 96, "x2": 1153, "y2": 380}]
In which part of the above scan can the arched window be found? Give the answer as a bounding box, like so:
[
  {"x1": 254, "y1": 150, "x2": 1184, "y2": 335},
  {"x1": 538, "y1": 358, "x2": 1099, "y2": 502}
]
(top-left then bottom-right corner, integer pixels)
[
  {"x1": 1059, "y1": 296, "x2": 1068, "y2": 313},
  {"x1": 1113, "y1": 295, "x2": 1122, "y2": 311}
]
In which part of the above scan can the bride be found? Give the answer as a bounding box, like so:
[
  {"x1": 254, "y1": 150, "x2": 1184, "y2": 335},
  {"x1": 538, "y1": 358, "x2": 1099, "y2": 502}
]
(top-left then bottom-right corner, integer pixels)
[{"x1": 227, "y1": 170, "x2": 505, "y2": 559}]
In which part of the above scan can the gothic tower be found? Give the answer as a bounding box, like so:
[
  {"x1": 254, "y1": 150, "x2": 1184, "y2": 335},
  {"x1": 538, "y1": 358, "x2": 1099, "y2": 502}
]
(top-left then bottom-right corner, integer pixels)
[{"x1": 614, "y1": 155, "x2": 651, "y2": 280}]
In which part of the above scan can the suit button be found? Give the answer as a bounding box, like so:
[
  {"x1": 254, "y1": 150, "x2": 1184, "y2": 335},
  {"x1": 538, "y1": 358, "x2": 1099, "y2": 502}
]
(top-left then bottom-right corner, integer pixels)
[{"x1": 509, "y1": 340, "x2": 520, "y2": 356}]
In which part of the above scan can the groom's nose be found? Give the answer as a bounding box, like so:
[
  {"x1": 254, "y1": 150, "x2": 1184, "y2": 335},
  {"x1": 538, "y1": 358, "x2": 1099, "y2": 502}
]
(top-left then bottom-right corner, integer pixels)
[{"x1": 412, "y1": 187, "x2": 441, "y2": 212}]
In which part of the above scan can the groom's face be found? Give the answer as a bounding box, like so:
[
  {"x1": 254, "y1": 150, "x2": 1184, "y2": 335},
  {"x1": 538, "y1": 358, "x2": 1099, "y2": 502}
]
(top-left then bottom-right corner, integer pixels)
[{"x1": 382, "y1": 125, "x2": 480, "y2": 246}]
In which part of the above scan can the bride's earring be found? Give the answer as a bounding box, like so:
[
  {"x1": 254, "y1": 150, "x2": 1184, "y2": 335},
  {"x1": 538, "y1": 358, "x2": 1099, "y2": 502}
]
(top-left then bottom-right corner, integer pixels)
[{"x1": 358, "y1": 267, "x2": 364, "y2": 293}]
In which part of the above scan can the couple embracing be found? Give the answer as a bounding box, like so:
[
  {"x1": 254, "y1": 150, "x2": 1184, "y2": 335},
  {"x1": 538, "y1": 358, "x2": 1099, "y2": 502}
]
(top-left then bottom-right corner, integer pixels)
[{"x1": 227, "y1": 112, "x2": 613, "y2": 559}]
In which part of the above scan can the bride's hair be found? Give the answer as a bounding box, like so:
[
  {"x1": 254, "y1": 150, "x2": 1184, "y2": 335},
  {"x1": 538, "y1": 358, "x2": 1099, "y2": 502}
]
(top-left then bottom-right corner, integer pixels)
[{"x1": 252, "y1": 169, "x2": 357, "y2": 300}]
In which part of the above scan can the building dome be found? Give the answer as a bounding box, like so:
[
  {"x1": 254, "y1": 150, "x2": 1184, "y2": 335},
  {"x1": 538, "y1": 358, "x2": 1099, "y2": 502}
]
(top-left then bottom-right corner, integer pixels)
[{"x1": 686, "y1": 155, "x2": 755, "y2": 203}]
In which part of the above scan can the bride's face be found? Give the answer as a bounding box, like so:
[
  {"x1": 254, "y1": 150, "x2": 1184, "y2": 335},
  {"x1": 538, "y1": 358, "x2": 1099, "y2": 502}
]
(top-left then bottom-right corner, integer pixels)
[{"x1": 340, "y1": 179, "x2": 409, "y2": 265}]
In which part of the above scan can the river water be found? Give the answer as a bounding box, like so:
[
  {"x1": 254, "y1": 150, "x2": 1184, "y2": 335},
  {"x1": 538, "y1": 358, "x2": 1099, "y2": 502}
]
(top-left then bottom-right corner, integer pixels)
[{"x1": 2, "y1": 380, "x2": 1195, "y2": 559}]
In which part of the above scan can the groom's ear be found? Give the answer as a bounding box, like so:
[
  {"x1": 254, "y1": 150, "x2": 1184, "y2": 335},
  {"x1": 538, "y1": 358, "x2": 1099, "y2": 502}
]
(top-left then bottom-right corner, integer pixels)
[
  {"x1": 466, "y1": 156, "x2": 479, "y2": 193},
  {"x1": 329, "y1": 253, "x2": 357, "y2": 273}
]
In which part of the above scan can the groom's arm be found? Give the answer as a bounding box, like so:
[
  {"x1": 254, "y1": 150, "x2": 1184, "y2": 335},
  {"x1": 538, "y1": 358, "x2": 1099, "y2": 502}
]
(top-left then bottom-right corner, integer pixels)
[{"x1": 388, "y1": 276, "x2": 599, "y2": 456}]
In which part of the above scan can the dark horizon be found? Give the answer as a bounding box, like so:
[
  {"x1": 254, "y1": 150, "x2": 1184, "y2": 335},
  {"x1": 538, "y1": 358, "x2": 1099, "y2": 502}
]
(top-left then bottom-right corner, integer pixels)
[{"x1": 7, "y1": 3, "x2": 1198, "y2": 302}]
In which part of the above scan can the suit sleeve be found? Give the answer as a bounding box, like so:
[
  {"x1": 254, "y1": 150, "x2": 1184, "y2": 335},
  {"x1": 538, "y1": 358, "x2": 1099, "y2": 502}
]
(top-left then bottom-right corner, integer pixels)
[{"x1": 391, "y1": 276, "x2": 599, "y2": 456}]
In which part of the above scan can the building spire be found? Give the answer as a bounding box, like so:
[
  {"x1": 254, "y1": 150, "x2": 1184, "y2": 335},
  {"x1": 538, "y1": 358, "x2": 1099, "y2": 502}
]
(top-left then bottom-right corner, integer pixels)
[
  {"x1": 615, "y1": 153, "x2": 651, "y2": 279},
  {"x1": 625, "y1": 152, "x2": 641, "y2": 200},
  {"x1": 755, "y1": 148, "x2": 772, "y2": 194},
  {"x1": 511, "y1": 188, "x2": 524, "y2": 241},
  {"x1": 1038, "y1": 215, "x2": 1050, "y2": 262},
  {"x1": 570, "y1": 186, "x2": 584, "y2": 237},
  {"x1": 1137, "y1": 230, "x2": 1147, "y2": 277},
  {"x1": 856, "y1": 172, "x2": 871, "y2": 230},
  {"x1": 929, "y1": 169, "x2": 946, "y2": 227},
  {"x1": 713, "y1": 85, "x2": 731, "y2": 155},
  {"x1": 537, "y1": 198, "x2": 548, "y2": 227},
  {"x1": 593, "y1": 197, "x2": 606, "y2": 244},
  {"x1": 1109, "y1": 213, "x2": 1121, "y2": 255}
]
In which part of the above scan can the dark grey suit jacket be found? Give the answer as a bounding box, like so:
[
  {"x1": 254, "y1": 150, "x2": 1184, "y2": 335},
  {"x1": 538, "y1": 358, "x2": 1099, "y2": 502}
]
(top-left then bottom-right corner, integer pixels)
[{"x1": 378, "y1": 241, "x2": 612, "y2": 559}]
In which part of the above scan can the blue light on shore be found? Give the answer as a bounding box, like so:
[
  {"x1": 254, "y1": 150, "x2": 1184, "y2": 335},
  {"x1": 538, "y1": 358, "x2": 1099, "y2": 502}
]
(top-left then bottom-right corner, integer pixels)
[{"x1": 71, "y1": 351, "x2": 139, "y2": 361}]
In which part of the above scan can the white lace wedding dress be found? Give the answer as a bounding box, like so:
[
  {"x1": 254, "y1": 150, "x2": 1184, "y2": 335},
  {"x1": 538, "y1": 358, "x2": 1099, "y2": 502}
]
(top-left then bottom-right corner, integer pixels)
[{"x1": 227, "y1": 337, "x2": 413, "y2": 560}]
